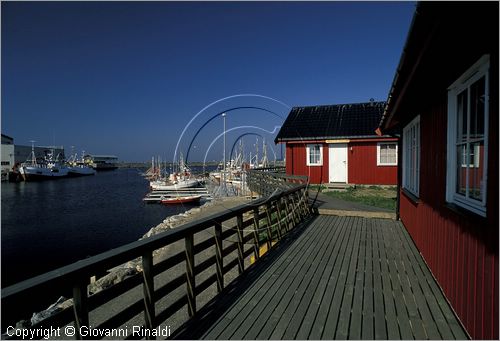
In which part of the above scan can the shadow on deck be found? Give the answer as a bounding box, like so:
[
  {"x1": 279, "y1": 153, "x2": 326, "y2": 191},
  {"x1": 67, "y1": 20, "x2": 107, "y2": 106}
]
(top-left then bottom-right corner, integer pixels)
[{"x1": 172, "y1": 215, "x2": 468, "y2": 340}]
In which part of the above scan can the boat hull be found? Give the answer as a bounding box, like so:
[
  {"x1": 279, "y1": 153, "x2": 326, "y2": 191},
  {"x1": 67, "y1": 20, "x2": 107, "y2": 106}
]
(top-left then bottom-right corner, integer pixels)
[
  {"x1": 151, "y1": 179, "x2": 201, "y2": 191},
  {"x1": 160, "y1": 195, "x2": 202, "y2": 205},
  {"x1": 20, "y1": 166, "x2": 69, "y2": 181},
  {"x1": 67, "y1": 166, "x2": 96, "y2": 177}
]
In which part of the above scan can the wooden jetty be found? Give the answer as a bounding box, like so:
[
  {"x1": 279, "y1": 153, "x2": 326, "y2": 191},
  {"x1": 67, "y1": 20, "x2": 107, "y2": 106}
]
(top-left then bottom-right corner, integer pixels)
[{"x1": 1, "y1": 169, "x2": 467, "y2": 340}]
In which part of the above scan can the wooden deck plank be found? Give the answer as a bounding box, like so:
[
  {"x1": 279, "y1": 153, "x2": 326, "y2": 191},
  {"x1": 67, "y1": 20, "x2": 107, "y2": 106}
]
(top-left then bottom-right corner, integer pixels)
[
  {"x1": 172, "y1": 215, "x2": 468, "y2": 341},
  {"x1": 252, "y1": 217, "x2": 336, "y2": 339},
  {"x1": 267, "y1": 217, "x2": 340, "y2": 340},
  {"x1": 308, "y1": 217, "x2": 356, "y2": 340},
  {"x1": 361, "y1": 218, "x2": 374, "y2": 340},
  {"x1": 245, "y1": 216, "x2": 340, "y2": 340},
  {"x1": 294, "y1": 216, "x2": 351, "y2": 340},
  {"x1": 388, "y1": 220, "x2": 440, "y2": 340},
  {"x1": 202, "y1": 217, "x2": 323, "y2": 339},
  {"x1": 321, "y1": 216, "x2": 362, "y2": 340},
  {"x1": 349, "y1": 217, "x2": 367, "y2": 340},
  {"x1": 371, "y1": 219, "x2": 388, "y2": 340},
  {"x1": 220, "y1": 218, "x2": 328, "y2": 339},
  {"x1": 393, "y1": 221, "x2": 465, "y2": 340},
  {"x1": 395, "y1": 221, "x2": 468, "y2": 340},
  {"x1": 279, "y1": 216, "x2": 348, "y2": 340},
  {"x1": 378, "y1": 219, "x2": 401, "y2": 340},
  {"x1": 334, "y1": 217, "x2": 363, "y2": 340}
]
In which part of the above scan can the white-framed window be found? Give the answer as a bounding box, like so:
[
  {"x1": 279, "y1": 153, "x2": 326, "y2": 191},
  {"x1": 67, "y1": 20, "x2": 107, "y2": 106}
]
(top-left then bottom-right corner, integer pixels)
[
  {"x1": 306, "y1": 144, "x2": 322, "y2": 166},
  {"x1": 377, "y1": 142, "x2": 398, "y2": 166},
  {"x1": 446, "y1": 55, "x2": 489, "y2": 216},
  {"x1": 403, "y1": 116, "x2": 420, "y2": 197}
]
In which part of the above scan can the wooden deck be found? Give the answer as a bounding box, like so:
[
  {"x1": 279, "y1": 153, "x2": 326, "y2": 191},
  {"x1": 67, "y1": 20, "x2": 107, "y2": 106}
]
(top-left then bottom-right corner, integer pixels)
[{"x1": 172, "y1": 215, "x2": 468, "y2": 340}]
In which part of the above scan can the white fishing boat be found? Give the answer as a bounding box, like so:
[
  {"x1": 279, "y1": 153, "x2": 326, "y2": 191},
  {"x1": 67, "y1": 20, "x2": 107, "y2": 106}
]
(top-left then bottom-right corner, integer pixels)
[
  {"x1": 151, "y1": 178, "x2": 201, "y2": 191},
  {"x1": 19, "y1": 142, "x2": 69, "y2": 181},
  {"x1": 149, "y1": 153, "x2": 203, "y2": 190}
]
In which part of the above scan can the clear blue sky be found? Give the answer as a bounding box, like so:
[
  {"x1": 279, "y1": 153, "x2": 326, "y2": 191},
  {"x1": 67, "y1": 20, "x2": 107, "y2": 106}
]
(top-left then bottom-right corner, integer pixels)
[{"x1": 2, "y1": 1, "x2": 416, "y2": 162}]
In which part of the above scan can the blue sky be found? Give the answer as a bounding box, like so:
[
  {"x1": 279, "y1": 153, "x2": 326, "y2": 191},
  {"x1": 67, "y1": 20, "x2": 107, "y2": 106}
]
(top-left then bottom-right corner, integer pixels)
[{"x1": 2, "y1": 1, "x2": 416, "y2": 162}]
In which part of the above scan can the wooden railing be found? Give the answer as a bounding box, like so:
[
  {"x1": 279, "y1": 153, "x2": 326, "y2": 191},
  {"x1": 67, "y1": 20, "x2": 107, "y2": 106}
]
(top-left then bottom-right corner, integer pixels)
[
  {"x1": 246, "y1": 167, "x2": 308, "y2": 197},
  {"x1": 2, "y1": 183, "x2": 311, "y2": 339}
]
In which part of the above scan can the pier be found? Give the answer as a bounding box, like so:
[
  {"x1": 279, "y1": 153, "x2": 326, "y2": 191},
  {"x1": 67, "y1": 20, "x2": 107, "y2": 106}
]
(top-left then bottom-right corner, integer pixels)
[{"x1": 1, "y1": 169, "x2": 467, "y2": 339}]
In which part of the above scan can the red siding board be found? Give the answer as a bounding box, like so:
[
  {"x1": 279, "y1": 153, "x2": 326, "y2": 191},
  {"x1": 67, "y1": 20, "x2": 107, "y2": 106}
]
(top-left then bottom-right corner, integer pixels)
[
  {"x1": 285, "y1": 141, "x2": 397, "y2": 185},
  {"x1": 399, "y1": 95, "x2": 498, "y2": 339}
]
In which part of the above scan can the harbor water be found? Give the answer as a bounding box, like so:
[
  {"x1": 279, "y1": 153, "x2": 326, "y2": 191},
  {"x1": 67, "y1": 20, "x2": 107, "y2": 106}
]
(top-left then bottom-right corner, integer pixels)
[{"x1": 1, "y1": 168, "x2": 209, "y2": 288}]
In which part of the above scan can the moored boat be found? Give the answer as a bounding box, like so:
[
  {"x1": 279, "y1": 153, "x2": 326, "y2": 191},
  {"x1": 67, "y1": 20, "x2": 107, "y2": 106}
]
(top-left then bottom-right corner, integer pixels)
[
  {"x1": 160, "y1": 195, "x2": 202, "y2": 205},
  {"x1": 19, "y1": 143, "x2": 69, "y2": 181},
  {"x1": 67, "y1": 151, "x2": 96, "y2": 176}
]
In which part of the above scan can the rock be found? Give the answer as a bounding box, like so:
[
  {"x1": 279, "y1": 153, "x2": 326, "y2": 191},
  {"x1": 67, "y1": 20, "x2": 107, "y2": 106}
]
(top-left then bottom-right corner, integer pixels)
[
  {"x1": 88, "y1": 267, "x2": 138, "y2": 294},
  {"x1": 15, "y1": 319, "x2": 30, "y2": 329},
  {"x1": 31, "y1": 296, "x2": 67, "y2": 326}
]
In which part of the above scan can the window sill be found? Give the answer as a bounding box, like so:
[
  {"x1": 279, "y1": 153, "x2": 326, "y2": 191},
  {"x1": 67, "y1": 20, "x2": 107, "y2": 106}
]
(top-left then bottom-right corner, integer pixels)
[
  {"x1": 401, "y1": 188, "x2": 421, "y2": 205},
  {"x1": 306, "y1": 164, "x2": 323, "y2": 167},
  {"x1": 444, "y1": 202, "x2": 488, "y2": 221},
  {"x1": 377, "y1": 163, "x2": 398, "y2": 167}
]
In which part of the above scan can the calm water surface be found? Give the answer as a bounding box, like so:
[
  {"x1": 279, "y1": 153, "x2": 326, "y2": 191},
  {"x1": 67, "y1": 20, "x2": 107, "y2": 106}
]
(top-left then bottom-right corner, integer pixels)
[{"x1": 1, "y1": 168, "x2": 196, "y2": 287}]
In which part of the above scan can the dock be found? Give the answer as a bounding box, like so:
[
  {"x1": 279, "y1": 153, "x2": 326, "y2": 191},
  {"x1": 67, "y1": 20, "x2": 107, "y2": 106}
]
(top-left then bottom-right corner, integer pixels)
[
  {"x1": 1, "y1": 170, "x2": 467, "y2": 340},
  {"x1": 173, "y1": 215, "x2": 467, "y2": 339}
]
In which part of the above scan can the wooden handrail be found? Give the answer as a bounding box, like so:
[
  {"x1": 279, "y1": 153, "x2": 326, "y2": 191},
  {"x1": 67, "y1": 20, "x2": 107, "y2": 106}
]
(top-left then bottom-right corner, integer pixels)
[{"x1": 2, "y1": 181, "x2": 311, "y2": 339}]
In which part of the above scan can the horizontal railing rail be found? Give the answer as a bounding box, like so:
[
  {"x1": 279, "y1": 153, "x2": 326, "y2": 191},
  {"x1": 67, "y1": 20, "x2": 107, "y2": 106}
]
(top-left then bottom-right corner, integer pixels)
[
  {"x1": 246, "y1": 167, "x2": 308, "y2": 197},
  {"x1": 2, "y1": 181, "x2": 311, "y2": 339}
]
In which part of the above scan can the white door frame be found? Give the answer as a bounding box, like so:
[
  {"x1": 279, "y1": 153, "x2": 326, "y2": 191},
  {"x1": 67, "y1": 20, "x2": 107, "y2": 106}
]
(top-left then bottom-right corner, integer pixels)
[{"x1": 329, "y1": 143, "x2": 348, "y2": 183}]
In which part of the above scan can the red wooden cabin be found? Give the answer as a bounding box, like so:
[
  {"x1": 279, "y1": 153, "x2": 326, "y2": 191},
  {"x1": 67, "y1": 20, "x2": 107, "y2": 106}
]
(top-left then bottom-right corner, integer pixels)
[
  {"x1": 378, "y1": 2, "x2": 498, "y2": 339},
  {"x1": 275, "y1": 101, "x2": 398, "y2": 185}
]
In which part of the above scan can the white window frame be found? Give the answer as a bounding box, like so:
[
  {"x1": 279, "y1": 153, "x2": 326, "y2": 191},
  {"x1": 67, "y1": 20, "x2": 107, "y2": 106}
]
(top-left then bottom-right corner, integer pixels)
[
  {"x1": 446, "y1": 55, "x2": 489, "y2": 217},
  {"x1": 377, "y1": 142, "x2": 398, "y2": 166},
  {"x1": 402, "y1": 115, "x2": 420, "y2": 197},
  {"x1": 306, "y1": 144, "x2": 323, "y2": 166}
]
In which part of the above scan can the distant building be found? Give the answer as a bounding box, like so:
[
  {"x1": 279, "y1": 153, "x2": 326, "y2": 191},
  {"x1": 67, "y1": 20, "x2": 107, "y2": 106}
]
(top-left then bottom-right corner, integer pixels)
[
  {"x1": 1, "y1": 134, "x2": 65, "y2": 178},
  {"x1": 84, "y1": 154, "x2": 118, "y2": 170},
  {"x1": 14, "y1": 144, "x2": 65, "y2": 164},
  {"x1": 378, "y1": 2, "x2": 498, "y2": 339},
  {"x1": 275, "y1": 101, "x2": 398, "y2": 185},
  {"x1": 1, "y1": 134, "x2": 15, "y2": 178}
]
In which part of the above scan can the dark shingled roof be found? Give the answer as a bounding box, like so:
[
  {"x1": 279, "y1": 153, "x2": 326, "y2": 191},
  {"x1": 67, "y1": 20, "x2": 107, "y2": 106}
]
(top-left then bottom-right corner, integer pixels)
[{"x1": 275, "y1": 101, "x2": 387, "y2": 143}]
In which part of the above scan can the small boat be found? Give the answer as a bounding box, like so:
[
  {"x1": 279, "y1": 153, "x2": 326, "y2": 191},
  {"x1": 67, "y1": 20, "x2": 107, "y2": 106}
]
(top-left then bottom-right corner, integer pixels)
[
  {"x1": 160, "y1": 195, "x2": 202, "y2": 205},
  {"x1": 151, "y1": 178, "x2": 201, "y2": 191}
]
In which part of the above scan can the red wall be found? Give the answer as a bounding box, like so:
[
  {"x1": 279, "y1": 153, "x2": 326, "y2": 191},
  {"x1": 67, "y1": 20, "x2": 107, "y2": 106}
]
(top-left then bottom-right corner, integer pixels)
[
  {"x1": 285, "y1": 143, "x2": 328, "y2": 184},
  {"x1": 399, "y1": 99, "x2": 498, "y2": 339},
  {"x1": 348, "y1": 141, "x2": 397, "y2": 185},
  {"x1": 285, "y1": 140, "x2": 397, "y2": 185}
]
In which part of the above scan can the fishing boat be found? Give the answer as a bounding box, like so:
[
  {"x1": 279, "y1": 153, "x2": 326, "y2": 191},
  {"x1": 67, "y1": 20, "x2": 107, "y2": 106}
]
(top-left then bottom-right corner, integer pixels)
[
  {"x1": 19, "y1": 142, "x2": 69, "y2": 181},
  {"x1": 160, "y1": 195, "x2": 201, "y2": 205},
  {"x1": 150, "y1": 153, "x2": 203, "y2": 190}
]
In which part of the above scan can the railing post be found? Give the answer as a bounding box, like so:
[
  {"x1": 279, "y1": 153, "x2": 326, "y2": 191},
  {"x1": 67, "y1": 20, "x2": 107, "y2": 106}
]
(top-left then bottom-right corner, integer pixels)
[
  {"x1": 303, "y1": 188, "x2": 311, "y2": 215},
  {"x1": 252, "y1": 207, "x2": 260, "y2": 261},
  {"x1": 297, "y1": 189, "x2": 307, "y2": 219},
  {"x1": 185, "y1": 234, "x2": 196, "y2": 317},
  {"x1": 142, "y1": 251, "x2": 156, "y2": 338},
  {"x1": 72, "y1": 279, "x2": 89, "y2": 340},
  {"x1": 283, "y1": 195, "x2": 293, "y2": 231},
  {"x1": 275, "y1": 199, "x2": 284, "y2": 240},
  {"x1": 289, "y1": 193, "x2": 300, "y2": 225},
  {"x1": 214, "y1": 220, "x2": 224, "y2": 293},
  {"x1": 236, "y1": 213, "x2": 245, "y2": 274},
  {"x1": 265, "y1": 203, "x2": 273, "y2": 250}
]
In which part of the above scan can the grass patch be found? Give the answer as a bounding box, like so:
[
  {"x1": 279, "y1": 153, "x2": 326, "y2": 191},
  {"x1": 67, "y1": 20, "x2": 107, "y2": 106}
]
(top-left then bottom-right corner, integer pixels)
[{"x1": 321, "y1": 185, "x2": 397, "y2": 211}]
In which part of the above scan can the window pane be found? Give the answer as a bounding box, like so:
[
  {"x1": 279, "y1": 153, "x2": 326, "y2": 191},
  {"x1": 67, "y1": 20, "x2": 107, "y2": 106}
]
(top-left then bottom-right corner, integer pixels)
[
  {"x1": 469, "y1": 141, "x2": 484, "y2": 201},
  {"x1": 456, "y1": 144, "x2": 467, "y2": 195},
  {"x1": 456, "y1": 90, "x2": 468, "y2": 143},
  {"x1": 470, "y1": 76, "x2": 485, "y2": 139}
]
